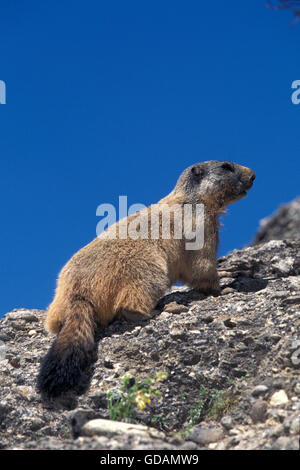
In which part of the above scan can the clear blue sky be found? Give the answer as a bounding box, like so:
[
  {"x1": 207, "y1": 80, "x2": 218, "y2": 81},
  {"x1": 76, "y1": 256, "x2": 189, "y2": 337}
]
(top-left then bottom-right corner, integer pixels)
[{"x1": 0, "y1": 1, "x2": 300, "y2": 316}]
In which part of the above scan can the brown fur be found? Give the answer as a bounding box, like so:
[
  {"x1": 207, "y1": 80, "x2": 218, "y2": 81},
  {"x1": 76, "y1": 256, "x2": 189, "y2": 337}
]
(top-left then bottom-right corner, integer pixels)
[{"x1": 37, "y1": 160, "x2": 255, "y2": 396}]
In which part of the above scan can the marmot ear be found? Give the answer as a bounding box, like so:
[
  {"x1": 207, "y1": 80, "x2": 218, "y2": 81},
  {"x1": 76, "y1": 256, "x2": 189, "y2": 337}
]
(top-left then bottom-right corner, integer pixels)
[{"x1": 191, "y1": 166, "x2": 204, "y2": 178}]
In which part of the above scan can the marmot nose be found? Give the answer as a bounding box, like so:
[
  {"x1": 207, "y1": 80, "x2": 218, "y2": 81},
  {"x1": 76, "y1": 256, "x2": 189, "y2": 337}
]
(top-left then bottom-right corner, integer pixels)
[
  {"x1": 244, "y1": 170, "x2": 255, "y2": 190},
  {"x1": 246, "y1": 170, "x2": 256, "y2": 189}
]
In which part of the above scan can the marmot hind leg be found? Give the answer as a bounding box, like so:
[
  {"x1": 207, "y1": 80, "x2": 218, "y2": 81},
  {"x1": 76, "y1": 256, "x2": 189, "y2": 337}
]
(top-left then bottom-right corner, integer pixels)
[{"x1": 114, "y1": 280, "x2": 168, "y2": 323}]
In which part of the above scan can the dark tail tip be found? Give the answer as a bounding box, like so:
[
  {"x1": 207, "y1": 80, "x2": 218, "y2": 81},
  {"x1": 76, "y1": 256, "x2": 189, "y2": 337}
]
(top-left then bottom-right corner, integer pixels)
[{"x1": 37, "y1": 340, "x2": 97, "y2": 398}]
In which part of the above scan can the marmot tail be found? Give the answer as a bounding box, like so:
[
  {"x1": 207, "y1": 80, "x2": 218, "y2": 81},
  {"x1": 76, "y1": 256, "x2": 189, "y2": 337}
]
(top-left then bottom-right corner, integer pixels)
[{"x1": 37, "y1": 298, "x2": 96, "y2": 397}]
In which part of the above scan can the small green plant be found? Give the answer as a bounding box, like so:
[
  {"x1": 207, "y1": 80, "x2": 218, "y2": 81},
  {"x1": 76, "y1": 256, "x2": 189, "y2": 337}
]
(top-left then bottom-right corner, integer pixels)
[
  {"x1": 151, "y1": 414, "x2": 167, "y2": 426},
  {"x1": 240, "y1": 371, "x2": 252, "y2": 380},
  {"x1": 187, "y1": 386, "x2": 237, "y2": 427},
  {"x1": 107, "y1": 371, "x2": 168, "y2": 422},
  {"x1": 206, "y1": 389, "x2": 237, "y2": 421},
  {"x1": 187, "y1": 385, "x2": 208, "y2": 425}
]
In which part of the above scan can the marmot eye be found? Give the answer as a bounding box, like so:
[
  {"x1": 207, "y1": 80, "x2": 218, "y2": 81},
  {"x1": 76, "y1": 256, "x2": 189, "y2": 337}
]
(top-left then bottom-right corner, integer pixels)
[{"x1": 221, "y1": 162, "x2": 234, "y2": 172}]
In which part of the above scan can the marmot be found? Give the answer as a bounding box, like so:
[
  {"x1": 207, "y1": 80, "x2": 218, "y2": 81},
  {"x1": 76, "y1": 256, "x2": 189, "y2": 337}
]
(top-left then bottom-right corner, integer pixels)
[{"x1": 37, "y1": 160, "x2": 255, "y2": 396}]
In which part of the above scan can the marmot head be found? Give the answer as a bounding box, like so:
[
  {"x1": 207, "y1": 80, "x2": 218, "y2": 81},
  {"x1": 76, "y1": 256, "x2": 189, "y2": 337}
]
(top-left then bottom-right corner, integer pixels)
[{"x1": 174, "y1": 160, "x2": 255, "y2": 209}]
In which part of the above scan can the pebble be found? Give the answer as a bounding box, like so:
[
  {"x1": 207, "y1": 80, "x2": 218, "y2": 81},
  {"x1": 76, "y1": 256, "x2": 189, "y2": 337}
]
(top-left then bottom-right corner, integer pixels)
[
  {"x1": 272, "y1": 436, "x2": 298, "y2": 450},
  {"x1": 221, "y1": 288, "x2": 235, "y2": 295},
  {"x1": 163, "y1": 302, "x2": 189, "y2": 314},
  {"x1": 250, "y1": 400, "x2": 268, "y2": 423},
  {"x1": 223, "y1": 318, "x2": 237, "y2": 328},
  {"x1": 268, "y1": 424, "x2": 284, "y2": 438},
  {"x1": 169, "y1": 327, "x2": 186, "y2": 339},
  {"x1": 15, "y1": 386, "x2": 35, "y2": 401},
  {"x1": 189, "y1": 425, "x2": 224, "y2": 445},
  {"x1": 291, "y1": 348, "x2": 300, "y2": 367},
  {"x1": 29, "y1": 417, "x2": 45, "y2": 431},
  {"x1": 220, "y1": 415, "x2": 234, "y2": 431},
  {"x1": 251, "y1": 385, "x2": 269, "y2": 397},
  {"x1": 0, "y1": 341, "x2": 6, "y2": 362},
  {"x1": 103, "y1": 358, "x2": 114, "y2": 369},
  {"x1": 289, "y1": 417, "x2": 300, "y2": 435},
  {"x1": 291, "y1": 340, "x2": 300, "y2": 350},
  {"x1": 294, "y1": 383, "x2": 300, "y2": 395},
  {"x1": 270, "y1": 390, "x2": 289, "y2": 407},
  {"x1": 273, "y1": 259, "x2": 294, "y2": 275},
  {"x1": 282, "y1": 295, "x2": 300, "y2": 305}
]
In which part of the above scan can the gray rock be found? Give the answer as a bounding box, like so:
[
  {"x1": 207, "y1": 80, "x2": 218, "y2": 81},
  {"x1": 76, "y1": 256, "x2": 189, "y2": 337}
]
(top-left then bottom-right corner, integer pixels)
[
  {"x1": 289, "y1": 417, "x2": 300, "y2": 436},
  {"x1": 220, "y1": 415, "x2": 234, "y2": 431},
  {"x1": 294, "y1": 383, "x2": 300, "y2": 395},
  {"x1": 5, "y1": 310, "x2": 39, "y2": 322},
  {"x1": 250, "y1": 400, "x2": 268, "y2": 424},
  {"x1": 253, "y1": 197, "x2": 300, "y2": 244},
  {"x1": 291, "y1": 349, "x2": 300, "y2": 367},
  {"x1": 221, "y1": 287, "x2": 235, "y2": 295},
  {"x1": 163, "y1": 302, "x2": 189, "y2": 314},
  {"x1": 189, "y1": 425, "x2": 224, "y2": 445},
  {"x1": 251, "y1": 385, "x2": 269, "y2": 398},
  {"x1": 272, "y1": 436, "x2": 299, "y2": 450}
]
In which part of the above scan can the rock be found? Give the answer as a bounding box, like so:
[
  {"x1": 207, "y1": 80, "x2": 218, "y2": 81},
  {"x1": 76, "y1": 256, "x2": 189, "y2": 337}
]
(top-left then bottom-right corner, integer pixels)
[
  {"x1": 103, "y1": 358, "x2": 114, "y2": 369},
  {"x1": 81, "y1": 419, "x2": 165, "y2": 441},
  {"x1": 5, "y1": 310, "x2": 39, "y2": 322},
  {"x1": 290, "y1": 340, "x2": 300, "y2": 368},
  {"x1": 0, "y1": 402, "x2": 10, "y2": 424},
  {"x1": 282, "y1": 295, "x2": 300, "y2": 306},
  {"x1": 28, "y1": 417, "x2": 45, "y2": 431},
  {"x1": 221, "y1": 288, "x2": 235, "y2": 295},
  {"x1": 251, "y1": 385, "x2": 269, "y2": 398},
  {"x1": 289, "y1": 417, "x2": 300, "y2": 436},
  {"x1": 272, "y1": 259, "x2": 294, "y2": 276},
  {"x1": 270, "y1": 390, "x2": 289, "y2": 407},
  {"x1": 291, "y1": 340, "x2": 300, "y2": 350},
  {"x1": 294, "y1": 383, "x2": 300, "y2": 395},
  {"x1": 253, "y1": 197, "x2": 300, "y2": 244},
  {"x1": 169, "y1": 326, "x2": 186, "y2": 339},
  {"x1": 15, "y1": 386, "x2": 35, "y2": 401},
  {"x1": 189, "y1": 425, "x2": 224, "y2": 445},
  {"x1": 272, "y1": 436, "x2": 299, "y2": 450},
  {"x1": 220, "y1": 415, "x2": 234, "y2": 431},
  {"x1": 250, "y1": 400, "x2": 268, "y2": 423},
  {"x1": 268, "y1": 424, "x2": 284, "y2": 438},
  {"x1": 163, "y1": 302, "x2": 189, "y2": 314},
  {"x1": 0, "y1": 341, "x2": 6, "y2": 361},
  {"x1": 223, "y1": 318, "x2": 237, "y2": 328},
  {"x1": 291, "y1": 349, "x2": 300, "y2": 367}
]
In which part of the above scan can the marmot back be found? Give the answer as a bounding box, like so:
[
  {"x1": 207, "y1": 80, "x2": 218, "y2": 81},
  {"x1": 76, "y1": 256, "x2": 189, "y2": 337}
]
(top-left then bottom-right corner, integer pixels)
[{"x1": 37, "y1": 160, "x2": 255, "y2": 397}]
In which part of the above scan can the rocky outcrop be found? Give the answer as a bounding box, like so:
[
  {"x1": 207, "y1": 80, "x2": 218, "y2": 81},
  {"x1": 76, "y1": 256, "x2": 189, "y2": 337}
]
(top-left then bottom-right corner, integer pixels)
[
  {"x1": 254, "y1": 197, "x2": 300, "y2": 244},
  {"x1": 0, "y1": 239, "x2": 299, "y2": 450}
]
